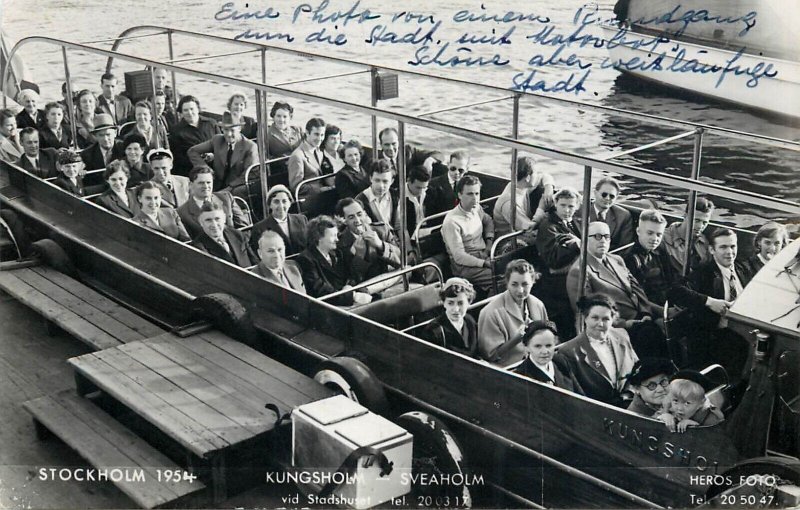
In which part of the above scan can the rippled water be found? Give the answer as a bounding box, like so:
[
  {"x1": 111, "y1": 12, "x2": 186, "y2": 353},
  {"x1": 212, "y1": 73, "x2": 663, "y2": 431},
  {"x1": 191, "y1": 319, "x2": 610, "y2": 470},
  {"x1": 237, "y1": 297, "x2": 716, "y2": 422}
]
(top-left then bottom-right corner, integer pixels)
[{"x1": 4, "y1": 0, "x2": 798, "y2": 228}]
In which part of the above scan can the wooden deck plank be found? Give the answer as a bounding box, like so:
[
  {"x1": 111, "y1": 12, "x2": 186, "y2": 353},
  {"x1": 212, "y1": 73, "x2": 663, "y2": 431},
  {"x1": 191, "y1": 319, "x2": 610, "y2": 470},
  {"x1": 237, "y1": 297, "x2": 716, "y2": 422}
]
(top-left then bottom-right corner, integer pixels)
[
  {"x1": 23, "y1": 392, "x2": 204, "y2": 508},
  {"x1": 0, "y1": 271, "x2": 121, "y2": 350},
  {"x1": 16, "y1": 268, "x2": 146, "y2": 344},
  {"x1": 91, "y1": 348, "x2": 252, "y2": 449},
  {"x1": 30, "y1": 266, "x2": 164, "y2": 338},
  {"x1": 117, "y1": 342, "x2": 274, "y2": 435},
  {"x1": 68, "y1": 353, "x2": 224, "y2": 457}
]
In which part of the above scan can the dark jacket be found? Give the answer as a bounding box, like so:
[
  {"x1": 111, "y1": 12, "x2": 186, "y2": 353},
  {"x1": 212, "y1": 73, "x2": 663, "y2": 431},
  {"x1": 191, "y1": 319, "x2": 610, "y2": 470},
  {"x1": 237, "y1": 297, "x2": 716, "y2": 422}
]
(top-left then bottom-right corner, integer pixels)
[
  {"x1": 80, "y1": 141, "x2": 125, "y2": 171},
  {"x1": 338, "y1": 223, "x2": 402, "y2": 284},
  {"x1": 191, "y1": 227, "x2": 257, "y2": 268},
  {"x1": 622, "y1": 242, "x2": 678, "y2": 306},
  {"x1": 535, "y1": 210, "x2": 581, "y2": 272},
  {"x1": 38, "y1": 125, "x2": 72, "y2": 150},
  {"x1": 425, "y1": 174, "x2": 458, "y2": 217},
  {"x1": 575, "y1": 203, "x2": 634, "y2": 250},
  {"x1": 177, "y1": 191, "x2": 250, "y2": 238},
  {"x1": 335, "y1": 164, "x2": 370, "y2": 200},
  {"x1": 296, "y1": 247, "x2": 354, "y2": 306},
  {"x1": 95, "y1": 189, "x2": 140, "y2": 218},
  {"x1": 16, "y1": 109, "x2": 44, "y2": 129},
  {"x1": 249, "y1": 213, "x2": 308, "y2": 255},
  {"x1": 53, "y1": 175, "x2": 85, "y2": 196},
  {"x1": 738, "y1": 254, "x2": 765, "y2": 284},
  {"x1": 516, "y1": 356, "x2": 584, "y2": 394},
  {"x1": 17, "y1": 149, "x2": 59, "y2": 178},
  {"x1": 422, "y1": 314, "x2": 479, "y2": 358},
  {"x1": 169, "y1": 117, "x2": 220, "y2": 176}
]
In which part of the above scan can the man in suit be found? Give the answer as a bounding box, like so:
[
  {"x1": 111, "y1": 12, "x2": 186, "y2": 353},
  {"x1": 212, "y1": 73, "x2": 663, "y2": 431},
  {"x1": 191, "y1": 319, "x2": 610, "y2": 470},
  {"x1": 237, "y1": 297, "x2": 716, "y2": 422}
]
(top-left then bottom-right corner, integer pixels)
[
  {"x1": 394, "y1": 166, "x2": 431, "y2": 253},
  {"x1": 248, "y1": 184, "x2": 308, "y2": 255},
  {"x1": 251, "y1": 230, "x2": 306, "y2": 294},
  {"x1": 178, "y1": 166, "x2": 250, "y2": 238},
  {"x1": 567, "y1": 221, "x2": 667, "y2": 358},
  {"x1": 190, "y1": 201, "x2": 257, "y2": 268},
  {"x1": 492, "y1": 156, "x2": 554, "y2": 241},
  {"x1": 288, "y1": 117, "x2": 327, "y2": 195},
  {"x1": 148, "y1": 148, "x2": 190, "y2": 208},
  {"x1": 296, "y1": 215, "x2": 372, "y2": 307},
  {"x1": 0, "y1": 109, "x2": 23, "y2": 163},
  {"x1": 15, "y1": 89, "x2": 44, "y2": 129},
  {"x1": 97, "y1": 73, "x2": 133, "y2": 125},
  {"x1": 425, "y1": 150, "x2": 469, "y2": 217},
  {"x1": 662, "y1": 197, "x2": 715, "y2": 275},
  {"x1": 576, "y1": 177, "x2": 634, "y2": 250},
  {"x1": 16, "y1": 128, "x2": 59, "y2": 178},
  {"x1": 622, "y1": 209, "x2": 679, "y2": 307},
  {"x1": 187, "y1": 112, "x2": 259, "y2": 192},
  {"x1": 356, "y1": 159, "x2": 397, "y2": 228},
  {"x1": 336, "y1": 198, "x2": 401, "y2": 285},
  {"x1": 169, "y1": 95, "x2": 220, "y2": 176},
  {"x1": 667, "y1": 228, "x2": 752, "y2": 380},
  {"x1": 38, "y1": 102, "x2": 71, "y2": 150},
  {"x1": 80, "y1": 113, "x2": 124, "y2": 171}
]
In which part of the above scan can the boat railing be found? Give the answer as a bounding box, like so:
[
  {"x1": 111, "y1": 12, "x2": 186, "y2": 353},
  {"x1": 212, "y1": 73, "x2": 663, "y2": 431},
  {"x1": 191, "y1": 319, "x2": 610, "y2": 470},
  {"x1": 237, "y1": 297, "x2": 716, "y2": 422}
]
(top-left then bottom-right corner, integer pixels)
[
  {"x1": 294, "y1": 173, "x2": 335, "y2": 205},
  {"x1": 319, "y1": 261, "x2": 444, "y2": 303}
]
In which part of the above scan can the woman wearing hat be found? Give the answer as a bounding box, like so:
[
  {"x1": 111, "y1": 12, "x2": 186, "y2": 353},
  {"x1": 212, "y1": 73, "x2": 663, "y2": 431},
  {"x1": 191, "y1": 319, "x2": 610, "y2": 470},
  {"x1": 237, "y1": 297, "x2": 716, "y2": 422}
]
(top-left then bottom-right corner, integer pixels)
[
  {"x1": 121, "y1": 134, "x2": 151, "y2": 187},
  {"x1": 422, "y1": 278, "x2": 479, "y2": 358},
  {"x1": 53, "y1": 149, "x2": 85, "y2": 196},
  {"x1": 625, "y1": 357, "x2": 678, "y2": 416},
  {"x1": 248, "y1": 184, "x2": 308, "y2": 256},
  {"x1": 95, "y1": 160, "x2": 140, "y2": 218}
]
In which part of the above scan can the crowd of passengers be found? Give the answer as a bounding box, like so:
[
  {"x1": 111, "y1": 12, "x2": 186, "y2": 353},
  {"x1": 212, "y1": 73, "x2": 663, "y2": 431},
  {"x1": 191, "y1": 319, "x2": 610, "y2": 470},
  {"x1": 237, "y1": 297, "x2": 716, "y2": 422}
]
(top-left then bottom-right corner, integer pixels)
[{"x1": 0, "y1": 71, "x2": 792, "y2": 432}]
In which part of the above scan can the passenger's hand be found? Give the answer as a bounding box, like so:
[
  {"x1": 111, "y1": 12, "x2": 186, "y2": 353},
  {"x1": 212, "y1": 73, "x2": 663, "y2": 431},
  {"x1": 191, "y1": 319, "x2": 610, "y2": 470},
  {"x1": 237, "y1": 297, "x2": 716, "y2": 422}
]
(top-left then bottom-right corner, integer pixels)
[
  {"x1": 483, "y1": 259, "x2": 492, "y2": 268},
  {"x1": 362, "y1": 230, "x2": 383, "y2": 249},
  {"x1": 542, "y1": 186, "x2": 555, "y2": 210},
  {"x1": 660, "y1": 413, "x2": 676, "y2": 433},
  {"x1": 202, "y1": 153, "x2": 214, "y2": 163},
  {"x1": 706, "y1": 298, "x2": 731, "y2": 315},
  {"x1": 353, "y1": 292, "x2": 373, "y2": 305},
  {"x1": 677, "y1": 419, "x2": 698, "y2": 433}
]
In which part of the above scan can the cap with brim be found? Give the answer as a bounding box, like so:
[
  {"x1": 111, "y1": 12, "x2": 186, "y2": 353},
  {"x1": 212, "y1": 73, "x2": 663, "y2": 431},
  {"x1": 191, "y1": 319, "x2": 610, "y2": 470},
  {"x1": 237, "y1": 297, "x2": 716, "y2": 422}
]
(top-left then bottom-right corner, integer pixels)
[
  {"x1": 147, "y1": 148, "x2": 173, "y2": 162},
  {"x1": 266, "y1": 184, "x2": 292, "y2": 205},
  {"x1": 625, "y1": 357, "x2": 677, "y2": 386},
  {"x1": 219, "y1": 111, "x2": 245, "y2": 128},
  {"x1": 57, "y1": 150, "x2": 82, "y2": 165},
  {"x1": 671, "y1": 369, "x2": 715, "y2": 392},
  {"x1": 90, "y1": 113, "x2": 116, "y2": 133}
]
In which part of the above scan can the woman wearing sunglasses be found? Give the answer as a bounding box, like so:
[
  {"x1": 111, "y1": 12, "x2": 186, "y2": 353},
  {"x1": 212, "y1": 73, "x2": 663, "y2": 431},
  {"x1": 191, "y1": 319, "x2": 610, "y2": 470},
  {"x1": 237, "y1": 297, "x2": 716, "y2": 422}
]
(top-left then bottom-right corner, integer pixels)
[{"x1": 625, "y1": 358, "x2": 678, "y2": 416}]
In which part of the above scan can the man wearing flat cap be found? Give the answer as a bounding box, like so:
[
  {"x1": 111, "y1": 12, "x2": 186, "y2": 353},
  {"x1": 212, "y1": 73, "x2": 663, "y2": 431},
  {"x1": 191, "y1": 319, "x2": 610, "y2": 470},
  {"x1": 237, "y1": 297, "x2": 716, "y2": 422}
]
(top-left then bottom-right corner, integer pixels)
[
  {"x1": 625, "y1": 357, "x2": 678, "y2": 417},
  {"x1": 187, "y1": 111, "x2": 258, "y2": 192}
]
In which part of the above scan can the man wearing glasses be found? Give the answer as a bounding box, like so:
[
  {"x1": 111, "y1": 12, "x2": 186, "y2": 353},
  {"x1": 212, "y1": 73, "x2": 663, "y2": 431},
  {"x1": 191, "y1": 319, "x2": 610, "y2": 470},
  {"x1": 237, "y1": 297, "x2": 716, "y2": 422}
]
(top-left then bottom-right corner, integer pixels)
[
  {"x1": 425, "y1": 150, "x2": 470, "y2": 217},
  {"x1": 577, "y1": 177, "x2": 634, "y2": 250},
  {"x1": 567, "y1": 221, "x2": 667, "y2": 358}
]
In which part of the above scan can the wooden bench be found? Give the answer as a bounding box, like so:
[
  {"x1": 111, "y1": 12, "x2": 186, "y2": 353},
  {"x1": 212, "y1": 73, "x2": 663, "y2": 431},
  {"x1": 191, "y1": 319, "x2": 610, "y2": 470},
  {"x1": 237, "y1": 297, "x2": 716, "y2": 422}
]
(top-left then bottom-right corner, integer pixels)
[
  {"x1": 24, "y1": 390, "x2": 205, "y2": 509},
  {"x1": 0, "y1": 265, "x2": 164, "y2": 350}
]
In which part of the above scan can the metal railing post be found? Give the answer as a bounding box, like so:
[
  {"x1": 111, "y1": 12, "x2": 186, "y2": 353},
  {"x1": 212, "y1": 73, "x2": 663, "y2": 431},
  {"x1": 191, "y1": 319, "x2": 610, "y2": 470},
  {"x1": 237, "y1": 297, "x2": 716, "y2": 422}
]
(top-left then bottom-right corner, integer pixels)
[
  {"x1": 370, "y1": 66, "x2": 378, "y2": 159},
  {"x1": 148, "y1": 67, "x2": 160, "y2": 149},
  {"x1": 167, "y1": 30, "x2": 178, "y2": 103},
  {"x1": 397, "y1": 121, "x2": 409, "y2": 291},
  {"x1": 61, "y1": 47, "x2": 79, "y2": 150},
  {"x1": 509, "y1": 93, "x2": 520, "y2": 248},
  {"x1": 577, "y1": 165, "x2": 593, "y2": 318},
  {"x1": 255, "y1": 90, "x2": 269, "y2": 220},
  {"x1": 682, "y1": 128, "x2": 705, "y2": 277}
]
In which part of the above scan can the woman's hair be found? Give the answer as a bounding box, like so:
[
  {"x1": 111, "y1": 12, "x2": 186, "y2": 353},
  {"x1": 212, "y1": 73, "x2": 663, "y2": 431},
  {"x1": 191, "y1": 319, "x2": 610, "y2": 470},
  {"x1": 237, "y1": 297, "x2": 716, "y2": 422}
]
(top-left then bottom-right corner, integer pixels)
[
  {"x1": 134, "y1": 101, "x2": 152, "y2": 115},
  {"x1": 439, "y1": 278, "x2": 476, "y2": 302},
  {"x1": 521, "y1": 320, "x2": 558, "y2": 346},
  {"x1": 103, "y1": 159, "x2": 130, "y2": 181},
  {"x1": 666, "y1": 379, "x2": 706, "y2": 402},
  {"x1": 270, "y1": 101, "x2": 293, "y2": 118},
  {"x1": 576, "y1": 293, "x2": 618, "y2": 316},
  {"x1": 227, "y1": 92, "x2": 247, "y2": 110},
  {"x1": 503, "y1": 259, "x2": 540, "y2": 282},
  {"x1": 44, "y1": 102, "x2": 64, "y2": 115},
  {"x1": 323, "y1": 124, "x2": 342, "y2": 147},
  {"x1": 306, "y1": 215, "x2": 337, "y2": 248},
  {"x1": 754, "y1": 221, "x2": 789, "y2": 251},
  {"x1": 341, "y1": 139, "x2": 363, "y2": 159},
  {"x1": 136, "y1": 180, "x2": 160, "y2": 199}
]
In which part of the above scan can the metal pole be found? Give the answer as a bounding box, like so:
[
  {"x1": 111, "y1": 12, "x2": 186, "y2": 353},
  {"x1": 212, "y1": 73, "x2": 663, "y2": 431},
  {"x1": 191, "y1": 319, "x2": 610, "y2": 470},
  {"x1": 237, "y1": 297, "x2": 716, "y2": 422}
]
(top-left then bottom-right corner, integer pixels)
[
  {"x1": 148, "y1": 67, "x2": 160, "y2": 151},
  {"x1": 167, "y1": 30, "x2": 178, "y2": 104},
  {"x1": 509, "y1": 94, "x2": 520, "y2": 248},
  {"x1": 397, "y1": 121, "x2": 409, "y2": 291},
  {"x1": 255, "y1": 90, "x2": 269, "y2": 220},
  {"x1": 370, "y1": 66, "x2": 378, "y2": 160},
  {"x1": 577, "y1": 165, "x2": 593, "y2": 314},
  {"x1": 682, "y1": 128, "x2": 705, "y2": 277},
  {"x1": 61, "y1": 47, "x2": 79, "y2": 150}
]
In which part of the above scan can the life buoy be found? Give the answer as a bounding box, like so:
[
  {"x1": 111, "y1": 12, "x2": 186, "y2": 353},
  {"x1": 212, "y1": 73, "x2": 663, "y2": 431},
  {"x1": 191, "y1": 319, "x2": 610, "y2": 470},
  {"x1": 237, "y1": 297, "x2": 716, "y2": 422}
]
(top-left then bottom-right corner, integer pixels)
[
  {"x1": 313, "y1": 357, "x2": 390, "y2": 416},
  {"x1": 30, "y1": 239, "x2": 76, "y2": 277},
  {"x1": 191, "y1": 292, "x2": 255, "y2": 342},
  {"x1": 705, "y1": 456, "x2": 800, "y2": 502},
  {"x1": 0, "y1": 209, "x2": 32, "y2": 259}
]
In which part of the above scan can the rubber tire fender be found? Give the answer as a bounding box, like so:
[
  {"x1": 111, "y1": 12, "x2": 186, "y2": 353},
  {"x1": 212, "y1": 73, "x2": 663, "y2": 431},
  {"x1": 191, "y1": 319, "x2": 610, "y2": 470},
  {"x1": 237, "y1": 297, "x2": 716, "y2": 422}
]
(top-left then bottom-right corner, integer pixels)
[
  {"x1": 313, "y1": 356, "x2": 390, "y2": 416},
  {"x1": 0, "y1": 209, "x2": 33, "y2": 258},
  {"x1": 191, "y1": 292, "x2": 255, "y2": 342},
  {"x1": 396, "y1": 411, "x2": 472, "y2": 508},
  {"x1": 705, "y1": 456, "x2": 800, "y2": 500},
  {"x1": 30, "y1": 238, "x2": 76, "y2": 277}
]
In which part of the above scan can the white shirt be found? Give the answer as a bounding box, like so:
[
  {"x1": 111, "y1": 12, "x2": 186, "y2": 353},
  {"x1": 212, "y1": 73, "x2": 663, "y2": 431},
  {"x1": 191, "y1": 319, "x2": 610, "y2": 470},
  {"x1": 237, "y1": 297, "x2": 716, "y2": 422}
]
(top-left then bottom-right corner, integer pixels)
[
  {"x1": 273, "y1": 216, "x2": 290, "y2": 237},
  {"x1": 531, "y1": 359, "x2": 555, "y2": 383},
  {"x1": 588, "y1": 335, "x2": 618, "y2": 384},
  {"x1": 715, "y1": 261, "x2": 743, "y2": 302},
  {"x1": 594, "y1": 204, "x2": 609, "y2": 221},
  {"x1": 363, "y1": 187, "x2": 393, "y2": 225},
  {"x1": 145, "y1": 211, "x2": 160, "y2": 226}
]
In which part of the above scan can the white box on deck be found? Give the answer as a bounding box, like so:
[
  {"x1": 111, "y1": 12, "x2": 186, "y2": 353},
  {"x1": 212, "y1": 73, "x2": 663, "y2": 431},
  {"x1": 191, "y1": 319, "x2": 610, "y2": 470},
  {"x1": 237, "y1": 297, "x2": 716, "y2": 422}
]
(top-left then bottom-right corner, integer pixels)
[{"x1": 292, "y1": 395, "x2": 412, "y2": 509}]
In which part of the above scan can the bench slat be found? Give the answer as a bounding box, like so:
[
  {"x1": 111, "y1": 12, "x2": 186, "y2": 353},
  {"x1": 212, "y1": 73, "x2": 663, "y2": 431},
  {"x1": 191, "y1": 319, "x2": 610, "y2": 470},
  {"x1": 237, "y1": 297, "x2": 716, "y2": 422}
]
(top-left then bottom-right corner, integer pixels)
[{"x1": 24, "y1": 391, "x2": 205, "y2": 508}]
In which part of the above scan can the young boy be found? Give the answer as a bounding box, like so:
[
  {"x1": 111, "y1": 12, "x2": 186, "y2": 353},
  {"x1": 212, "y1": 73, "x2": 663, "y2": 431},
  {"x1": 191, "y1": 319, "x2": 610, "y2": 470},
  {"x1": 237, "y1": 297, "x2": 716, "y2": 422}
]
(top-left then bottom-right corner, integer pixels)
[
  {"x1": 657, "y1": 370, "x2": 724, "y2": 433},
  {"x1": 53, "y1": 149, "x2": 85, "y2": 196}
]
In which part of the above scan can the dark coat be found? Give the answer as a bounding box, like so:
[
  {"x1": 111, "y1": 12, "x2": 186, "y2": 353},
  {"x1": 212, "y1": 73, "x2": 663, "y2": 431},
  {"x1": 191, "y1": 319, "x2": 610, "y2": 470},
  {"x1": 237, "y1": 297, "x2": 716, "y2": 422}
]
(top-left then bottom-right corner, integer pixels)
[
  {"x1": 126, "y1": 161, "x2": 152, "y2": 187},
  {"x1": 425, "y1": 174, "x2": 458, "y2": 217},
  {"x1": 191, "y1": 227, "x2": 257, "y2": 268},
  {"x1": 16, "y1": 109, "x2": 44, "y2": 129},
  {"x1": 133, "y1": 209, "x2": 190, "y2": 242},
  {"x1": 53, "y1": 175, "x2": 85, "y2": 196},
  {"x1": 622, "y1": 241, "x2": 679, "y2": 306},
  {"x1": 177, "y1": 191, "x2": 250, "y2": 238},
  {"x1": 575, "y1": 203, "x2": 634, "y2": 250},
  {"x1": 38, "y1": 125, "x2": 72, "y2": 150},
  {"x1": 95, "y1": 189, "x2": 140, "y2": 218},
  {"x1": 338, "y1": 222, "x2": 402, "y2": 284},
  {"x1": 169, "y1": 117, "x2": 220, "y2": 176},
  {"x1": 738, "y1": 254, "x2": 765, "y2": 284},
  {"x1": 248, "y1": 213, "x2": 308, "y2": 255},
  {"x1": 18, "y1": 148, "x2": 59, "y2": 178},
  {"x1": 335, "y1": 164, "x2": 370, "y2": 200},
  {"x1": 296, "y1": 247, "x2": 354, "y2": 306},
  {"x1": 80, "y1": 141, "x2": 125, "y2": 171},
  {"x1": 516, "y1": 356, "x2": 584, "y2": 394},
  {"x1": 535, "y1": 210, "x2": 581, "y2": 272},
  {"x1": 421, "y1": 313, "x2": 479, "y2": 358}
]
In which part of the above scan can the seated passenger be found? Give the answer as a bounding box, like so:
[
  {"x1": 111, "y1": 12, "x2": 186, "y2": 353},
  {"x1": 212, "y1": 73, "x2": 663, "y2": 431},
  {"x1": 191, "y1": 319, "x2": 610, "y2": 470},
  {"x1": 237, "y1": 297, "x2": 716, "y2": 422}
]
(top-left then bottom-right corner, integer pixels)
[
  {"x1": 567, "y1": 221, "x2": 667, "y2": 358},
  {"x1": 190, "y1": 201, "x2": 257, "y2": 267},
  {"x1": 395, "y1": 166, "x2": 432, "y2": 254},
  {"x1": 336, "y1": 197, "x2": 401, "y2": 285},
  {"x1": 96, "y1": 160, "x2": 140, "y2": 218},
  {"x1": 128, "y1": 101, "x2": 169, "y2": 151},
  {"x1": 169, "y1": 95, "x2": 220, "y2": 176},
  {"x1": 534, "y1": 186, "x2": 582, "y2": 338},
  {"x1": 575, "y1": 177, "x2": 634, "y2": 250},
  {"x1": 97, "y1": 72, "x2": 133, "y2": 124},
  {"x1": 266, "y1": 101, "x2": 303, "y2": 159},
  {"x1": 226, "y1": 92, "x2": 257, "y2": 139},
  {"x1": 0, "y1": 108, "x2": 23, "y2": 162},
  {"x1": 425, "y1": 150, "x2": 469, "y2": 217},
  {"x1": 187, "y1": 112, "x2": 258, "y2": 192},
  {"x1": 296, "y1": 215, "x2": 372, "y2": 306},
  {"x1": 17, "y1": 128, "x2": 59, "y2": 178},
  {"x1": 356, "y1": 159, "x2": 398, "y2": 227},
  {"x1": 622, "y1": 209, "x2": 679, "y2": 307},
  {"x1": 38, "y1": 102, "x2": 72, "y2": 150},
  {"x1": 442, "y1": 175, "x2": 495, "y2": 295},
  {"x1": 177, "y1": 166, "x2": 250, "y2": 238},
  {"x1": 739, "y1": 222, "x2": 788, "y2": 282},
  {"x1": 151, "y1": 68, "x2": 179, "y2": 132},
  {"x1": 335, "y1": 139, "x2": 370, "y2": 200},
  {"x1": 80, "y1": 114, "x2": 124, "y2": 171},
  {"x1": 478, "y1": 260, "x2": 547, "y2": 366},
  {"x1": 553, "y1": 294, "x2": 639, "y2": 407},
  {"x1": 120, "y1": 134, "x2": 151, "y2": 187},
  {"x1": 288, "y1": 117, "x2": 327, "y2": 195},
  {"x1": 516, "y1": 320, "x2": 583, "y2": 393},
  {"x1": 421, "y1": 277, "x2": 478, "y2": 358},
  {"x1": 149, "y1": 148, "x2": 190, "y2": 208},
  {"x1": 133, "y1": 181, "x2": 190, "y2": 241},
  {"x1": 657, "y1": 370, "x2": 724, "y2": 433},
  {"x1": 74, "y1": 89, "x2": 100, "y2": 149},
  {"x1": 15, "y1": 89, "x2": 44, "y2": 129},
  {"x1": 53, "y1": 149, "x2": 85, "y2": 196},
  {"x1": 251, "y1": 230, "x2": 306, "y2": 294},
  {"x1": 662, "y1": 197, "x2": 715, "y2": 274},
  {"x1": 493, "y1": 156, "x2": 554, "y2": 243},
  {"x1": 624, "y1": 357, "x2": 677, "y2": 417},
  {"x1": 321, "y1": 124, "x2": 344, "y2": 174},
  {"x1": 148, "y1": 91, "x2": 173, "y2": 135},
  {"x1": 249, "y1": 185, "x2": 308, "y2": 256}
]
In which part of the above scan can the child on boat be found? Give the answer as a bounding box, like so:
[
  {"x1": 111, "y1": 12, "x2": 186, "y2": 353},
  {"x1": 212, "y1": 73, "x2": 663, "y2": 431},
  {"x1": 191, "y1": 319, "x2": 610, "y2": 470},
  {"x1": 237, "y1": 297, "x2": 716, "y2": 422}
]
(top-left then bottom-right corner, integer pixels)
[
  {"x1": 657, "y1": 370, "x2": 724, "y2": 433},
  {"x1": 53, "y1": 149, "x2": 85, "y2": 196}
]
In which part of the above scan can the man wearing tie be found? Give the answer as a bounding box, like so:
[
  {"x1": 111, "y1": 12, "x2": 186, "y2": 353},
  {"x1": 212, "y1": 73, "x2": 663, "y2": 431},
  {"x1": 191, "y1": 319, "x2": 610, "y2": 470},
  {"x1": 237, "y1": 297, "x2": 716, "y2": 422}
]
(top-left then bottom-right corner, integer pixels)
[
  {"x1": 190, "y1": 201, "x2": 257, "y2": 268},
  {"x1": 668, "y1": 228, "x2": 752, "y2": 381},
  {"x1": 288, "y1": 117, "x2": 327, "y2": 196},
  {"x1": 79, "y1": 114, "x2": 124, "y2": 171},
  {"x1": 425, "y1": 150, "x2": 469, "y2": 217},
  {"x1": 149, "y1": 148, "x2": 190, "y2": 208},
  {"x1": 17, "y1": 128, "x2": 59, "y2": 178},
  {"x1": 575, "y1": 177, "x2": 634, "y2": 250},
  {"x1": 97, "y1": 73, "x2": 133, "y2": 124},
  {"x1": 251, "y1": 230, "x2": 306, "y2": 294},
  {"x1": 187, "y1": 112, "x2": 258, "y2": 192}
]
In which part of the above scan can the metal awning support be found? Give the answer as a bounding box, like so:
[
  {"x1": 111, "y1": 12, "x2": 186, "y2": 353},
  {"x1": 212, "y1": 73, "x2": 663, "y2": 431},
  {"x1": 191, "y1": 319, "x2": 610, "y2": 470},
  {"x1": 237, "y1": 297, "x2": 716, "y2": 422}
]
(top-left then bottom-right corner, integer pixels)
[
  {"x1": 682, "y1": 128, "x2": 705, "y2": 277},
  {"x1": 167, "y1": 30, "x2": 178, "y2": 103},
  {"x1": 397, "y1": 121, "x2": 409, "y2": 291},
  {"x1": 273, "y1": 69, "x2": 370, "y2": 88},
  {"x1": 599, "y1": 130, "x2": 697, "y2": 161},
  {"x1": 418, "y1": 95, "x2": 517, "y2": 118},
  {"x1": 259, "y1": 48, "x2": 269, "y2": 219},
  {"x1": 148, "y1": 68, "x2": 160, "y2": 149},
  {"x1": 80, "y1": 31, "x2": 169, "y2": 46},
  {"x1": 165, "y1": 49, "x2": 260, "y2": 65},
  {"x1": 60, "y1": 47, "x2": 78, "y2": 151},
  {"x1": 577, "y1": 165, "x2": 594, "y2": 313},
  {"x1": 370, "y1": 66, "x2": 378, "y2": 159}
]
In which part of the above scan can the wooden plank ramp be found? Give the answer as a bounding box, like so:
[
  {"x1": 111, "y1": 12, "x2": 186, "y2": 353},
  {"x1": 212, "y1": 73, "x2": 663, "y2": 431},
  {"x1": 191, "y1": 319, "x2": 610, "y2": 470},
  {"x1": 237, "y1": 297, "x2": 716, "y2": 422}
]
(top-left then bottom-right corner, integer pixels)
[
  {"x1": 23, "y1": 390, "x2": 206, "y2": 509},
  {"x1": 0, "y1": 264, "x2": 164, "y2": 350}
]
